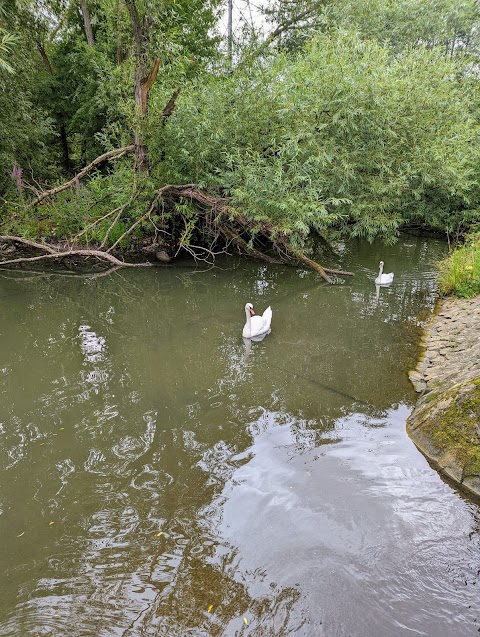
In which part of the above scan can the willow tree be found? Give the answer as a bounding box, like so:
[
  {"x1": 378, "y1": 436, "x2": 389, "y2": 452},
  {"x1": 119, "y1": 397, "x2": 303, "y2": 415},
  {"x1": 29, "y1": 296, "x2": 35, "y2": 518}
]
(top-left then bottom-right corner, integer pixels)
[
  {"x1": 2, "y1": 0, "x2": 480, "y2": 277},
  {"x1": 153, "y1": 30, "x2": 480, "y2": 242}
]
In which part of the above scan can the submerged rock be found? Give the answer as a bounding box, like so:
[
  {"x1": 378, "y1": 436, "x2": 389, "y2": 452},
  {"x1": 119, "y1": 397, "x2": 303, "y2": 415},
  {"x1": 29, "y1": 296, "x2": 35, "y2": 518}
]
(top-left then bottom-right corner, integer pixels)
[{"x1": 155, "y1": 249, "x2": 171, "y2": 263}]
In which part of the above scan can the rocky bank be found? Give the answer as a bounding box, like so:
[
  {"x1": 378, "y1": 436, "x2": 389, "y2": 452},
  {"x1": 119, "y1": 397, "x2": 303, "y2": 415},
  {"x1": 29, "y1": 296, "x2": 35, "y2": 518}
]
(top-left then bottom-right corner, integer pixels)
[{"x1": 407, "y1": 297, "x2": 480, "y2": 498}]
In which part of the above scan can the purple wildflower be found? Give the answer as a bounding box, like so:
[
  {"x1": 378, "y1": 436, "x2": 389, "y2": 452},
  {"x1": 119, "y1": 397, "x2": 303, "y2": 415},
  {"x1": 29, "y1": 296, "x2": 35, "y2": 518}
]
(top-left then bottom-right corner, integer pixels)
[
  {"x1": 73, "y1": 176, "x2": 85, "y2": 196},
  {"x1": 11, "y1": 161, "x2": 23, "y2": 189}
]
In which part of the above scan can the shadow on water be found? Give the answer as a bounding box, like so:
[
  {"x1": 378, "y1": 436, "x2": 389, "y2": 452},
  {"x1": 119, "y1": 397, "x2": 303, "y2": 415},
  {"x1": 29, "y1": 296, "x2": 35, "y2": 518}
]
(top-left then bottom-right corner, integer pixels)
[
  {"x1": 0, "y1": 234, "x2": 479, "y2": 637},
  {"x1": 267, "y1": 361, "x2": 370, "y2": 407}
]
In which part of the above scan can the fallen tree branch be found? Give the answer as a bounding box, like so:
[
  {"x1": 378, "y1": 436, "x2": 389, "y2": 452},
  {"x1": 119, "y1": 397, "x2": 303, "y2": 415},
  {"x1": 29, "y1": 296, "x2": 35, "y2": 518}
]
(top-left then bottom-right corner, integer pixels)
[
  {"x1": 0, "y1": 236, "x2": 155, "y2": 268},
  {"x1": 220, "y1": 227, "x2": 282, "y2": 264},
  {"x1": 0, "y1": 235, "x2": 58, "y2": 254},
  {"x1": 106, "y1": 190, "x2": 163, "y2": 252},
  {"x1": 0, "y1": 249, "x2": 153, "y2": 268},
  {"x1": 154, "y1": 185, "x2": 339, "y2": 280},
  {"x1": 29, "y1": 145, "x2": 135, "y2": 207},
  {"x1": 17, "y1": 174, "x2": 355, "y2": 279},
  {"x1": 322, "y1": 267, "x2": 354, "y2": 276},
  {"x1": 277, "y1": 243, "x2": 332, "y2": 284},
  {"x1": 100, "y1": 191, "x2": 137, "y2": 248}
]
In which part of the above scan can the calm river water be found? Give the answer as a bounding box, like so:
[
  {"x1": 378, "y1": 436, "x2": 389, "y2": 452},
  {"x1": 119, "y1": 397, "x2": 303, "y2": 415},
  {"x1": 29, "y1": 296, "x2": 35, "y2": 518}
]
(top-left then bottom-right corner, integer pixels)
[{"x1": 0, "y1": 236, "x2": 479, "y2": 637}]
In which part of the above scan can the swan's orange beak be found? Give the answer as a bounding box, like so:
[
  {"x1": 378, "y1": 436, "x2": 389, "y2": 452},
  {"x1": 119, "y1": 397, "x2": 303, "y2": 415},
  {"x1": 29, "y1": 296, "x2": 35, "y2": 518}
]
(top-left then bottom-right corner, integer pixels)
[{"x1": 249, "y1": 308, "x2": 255, "y2": 316}]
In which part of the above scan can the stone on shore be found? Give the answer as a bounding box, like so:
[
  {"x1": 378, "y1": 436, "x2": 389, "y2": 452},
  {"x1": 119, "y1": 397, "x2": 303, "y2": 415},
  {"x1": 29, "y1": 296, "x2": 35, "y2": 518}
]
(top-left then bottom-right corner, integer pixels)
[{"x1": 406, "y1": 297, "x2": 480, "y2": 498}]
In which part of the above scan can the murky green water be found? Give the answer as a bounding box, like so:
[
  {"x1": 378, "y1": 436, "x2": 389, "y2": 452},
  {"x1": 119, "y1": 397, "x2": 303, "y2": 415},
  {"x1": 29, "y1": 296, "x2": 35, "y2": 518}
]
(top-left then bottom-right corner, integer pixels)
[{"x1": 0, "y1": 235, "x2": 479, "y2": 636}]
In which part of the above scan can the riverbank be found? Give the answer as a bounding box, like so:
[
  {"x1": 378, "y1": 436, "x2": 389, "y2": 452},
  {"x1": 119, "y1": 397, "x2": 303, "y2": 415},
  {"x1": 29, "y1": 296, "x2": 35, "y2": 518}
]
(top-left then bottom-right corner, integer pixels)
[{"x1": 407, "y1": 296, "x2": 480, "y2": 498}]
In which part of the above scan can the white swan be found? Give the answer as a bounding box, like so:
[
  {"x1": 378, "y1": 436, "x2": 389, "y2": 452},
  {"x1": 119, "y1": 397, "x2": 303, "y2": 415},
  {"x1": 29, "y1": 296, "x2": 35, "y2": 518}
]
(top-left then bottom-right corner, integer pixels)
[
  {"x1": 375, "y1": 261, "x2": 394, "y2": 285},
  {"x1": 242, "y1": 303, "x2": 272, "y2": 338}
]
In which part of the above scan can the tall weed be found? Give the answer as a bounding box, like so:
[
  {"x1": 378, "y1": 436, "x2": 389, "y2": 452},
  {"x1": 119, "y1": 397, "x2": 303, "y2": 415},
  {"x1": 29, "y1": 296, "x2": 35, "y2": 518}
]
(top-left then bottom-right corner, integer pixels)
[{"x1": 438, "y1": 233, "x2": 480, "y2": 297}]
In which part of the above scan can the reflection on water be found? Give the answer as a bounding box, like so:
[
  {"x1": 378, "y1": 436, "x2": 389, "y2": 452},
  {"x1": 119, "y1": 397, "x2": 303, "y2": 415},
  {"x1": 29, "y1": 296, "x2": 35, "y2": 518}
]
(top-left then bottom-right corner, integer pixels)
[{"x1": 0, "y1": 235, "x2": 479, "y2": 636}]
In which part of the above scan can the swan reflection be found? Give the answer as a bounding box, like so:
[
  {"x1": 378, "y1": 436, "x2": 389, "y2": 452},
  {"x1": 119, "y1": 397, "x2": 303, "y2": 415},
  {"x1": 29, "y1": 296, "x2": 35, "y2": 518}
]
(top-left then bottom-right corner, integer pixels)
[
  {"x1": 243, "y1": 330, "x2": 271, "y2": 359},
  {"x1": 374, "y1": 282, "x2": 393, "y2": 305}
]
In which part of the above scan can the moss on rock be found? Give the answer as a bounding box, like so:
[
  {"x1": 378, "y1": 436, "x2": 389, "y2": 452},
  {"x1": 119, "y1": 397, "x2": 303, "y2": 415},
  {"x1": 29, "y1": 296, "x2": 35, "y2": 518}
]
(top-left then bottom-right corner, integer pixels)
[
  {"x1": 407, "y1": 296, "x2": 480, "y2": 498},
  {"x1": 407, "y1": 379, "x2": 480, "y2": 492}
]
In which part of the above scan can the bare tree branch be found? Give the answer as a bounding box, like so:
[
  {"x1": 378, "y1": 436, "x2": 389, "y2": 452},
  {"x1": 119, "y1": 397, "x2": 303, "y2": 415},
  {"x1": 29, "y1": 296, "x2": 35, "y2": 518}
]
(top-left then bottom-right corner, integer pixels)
[
  {"x1": 29, "y1": 145, "x2": 135, "y2": 207},
  {"x1": 0, "y1": 236, "x2": 58, "y2": 254},
  {"x1": 100, "y1": 192, "x2": 138, "y2": 248},
  {"x1": 74, "y1": 206, "x2": 125, "y2": 240},
  {"x1": 239, "y1": 0, "x2": 329, "y2": 65},
  {"x1": 0, "y1": 248, "x2": 153, "y2": 268},
  {"x1": 106, "y1": 189, "x2": 165, "y2": 252},
  {"x1": 162, "y1": 88, "x2": 181, "y2": 120}
]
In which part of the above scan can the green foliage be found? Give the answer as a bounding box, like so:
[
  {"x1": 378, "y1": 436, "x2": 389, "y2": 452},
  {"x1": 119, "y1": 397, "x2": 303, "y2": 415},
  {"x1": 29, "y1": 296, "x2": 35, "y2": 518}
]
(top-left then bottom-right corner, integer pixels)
[
  {"x1": 44, "y1": 37, "x2": 127, "y2": 165},
  {"x1": 3, "y1": 0, "x2": 480, "y2": 256},
  {"x1": 0, "y1": 39, "x2": 57, "y2": 194},
  {"x1": 325, "y1": 0, "x2": 480, "y2": 58},
  {"x1": 0, "y1": 0, "x2": 221, "y2": 194},
  {"x1": 438, "y1": 233, "x2": 480, "y2": 297},
  {"x1": 262, "y1": 0, "x2": 480, "y2": 59},
  {"x1": 0, "y1": 29, "x2": 16, "y2": 73},
  {"x1": 0, "y1": 162, "x2": 149, "y2": 246},
  {"x1": 151, "y1": 29, "x2": 480, "y2": 246}
]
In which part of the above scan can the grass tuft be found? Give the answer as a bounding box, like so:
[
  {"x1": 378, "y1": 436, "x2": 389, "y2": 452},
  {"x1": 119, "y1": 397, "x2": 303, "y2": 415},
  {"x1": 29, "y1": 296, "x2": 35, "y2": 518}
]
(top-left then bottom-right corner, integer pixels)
[{"x1": 438, "y1": 233, "x2": 480, "y2": 298}]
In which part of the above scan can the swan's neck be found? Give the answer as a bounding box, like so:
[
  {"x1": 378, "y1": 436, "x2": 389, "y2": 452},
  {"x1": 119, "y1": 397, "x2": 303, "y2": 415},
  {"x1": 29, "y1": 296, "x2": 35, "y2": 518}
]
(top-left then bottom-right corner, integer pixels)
[
  {"x1": 245, "y1": 310, "x2": 252, "y2": 337},
  {"x1": 378, "y1": 263, "x2": 384, "y2": 279}
]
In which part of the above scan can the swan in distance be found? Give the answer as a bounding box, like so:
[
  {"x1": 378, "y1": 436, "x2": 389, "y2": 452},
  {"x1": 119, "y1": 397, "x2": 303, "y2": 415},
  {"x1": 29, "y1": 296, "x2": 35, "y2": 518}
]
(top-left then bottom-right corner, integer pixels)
[
  {"x1": 375, "y1": 261, "x2": 394, "y2": 285},
  {"x1": 242, "y1": 303, "x2": 272, "y2": 338}
]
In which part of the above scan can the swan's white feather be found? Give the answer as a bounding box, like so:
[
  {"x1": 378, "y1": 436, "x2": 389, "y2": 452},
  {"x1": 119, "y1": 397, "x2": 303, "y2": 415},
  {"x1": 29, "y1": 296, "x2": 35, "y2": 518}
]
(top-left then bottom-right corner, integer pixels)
[
  {"x1": 375, "y1": 272, "x2": 394, "y2": 285},
  {"x1": 243, "y1": 304, "x2": 272, "y2": 338},
  {"x1": 374, "y1": 261, "x2": 394, "y2": 285}
]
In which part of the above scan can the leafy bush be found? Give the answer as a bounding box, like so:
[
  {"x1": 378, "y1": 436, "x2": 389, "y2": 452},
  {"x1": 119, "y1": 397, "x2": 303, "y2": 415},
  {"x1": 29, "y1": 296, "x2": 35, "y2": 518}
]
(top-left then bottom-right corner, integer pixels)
[{"x1": 150, "y1": 29, "x2": 480, "y2": 247}]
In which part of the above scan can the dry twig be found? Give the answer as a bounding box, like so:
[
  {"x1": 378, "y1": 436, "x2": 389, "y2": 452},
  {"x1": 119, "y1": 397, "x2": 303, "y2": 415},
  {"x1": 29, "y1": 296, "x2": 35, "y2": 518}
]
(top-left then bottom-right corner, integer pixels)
[{"x1": 29, "y1": 145, "x2": 135, "y2": 207}]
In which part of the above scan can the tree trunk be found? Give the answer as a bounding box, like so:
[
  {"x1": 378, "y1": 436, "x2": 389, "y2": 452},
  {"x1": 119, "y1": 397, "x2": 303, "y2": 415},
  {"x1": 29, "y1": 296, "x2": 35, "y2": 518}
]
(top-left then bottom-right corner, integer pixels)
[
  {"x1": 124, "y1": 0, "x2": 160, "y2": 172},
  {"x1": 133, "y1": 62, "x2": 149, "y2": 171},
  {"x1": 79, "y1": 0, "x2": 95, "y2": 46},
  {"x1": 59, "y1": 122, "x2": 71, "y2": 174},
  {"x1": 37, "y1": 42, "x2": 53, "y2": 74},
  {"x1": 227, "y1": 0, "x2": 233, "y2": 68},
  {"x1": 115, "y1": 0, "x2": 125, "y2": 63},
  {"x1": 125, "y1": 0, "x2": 148, "y2": 171},
  {"x1": 131, "y1": 56, "x2": 160, "y2": 171}
]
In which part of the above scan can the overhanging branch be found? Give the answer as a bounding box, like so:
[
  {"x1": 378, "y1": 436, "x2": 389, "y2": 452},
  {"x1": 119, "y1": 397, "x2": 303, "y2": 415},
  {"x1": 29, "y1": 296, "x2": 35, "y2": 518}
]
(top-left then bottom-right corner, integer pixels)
[{"x1": 29, "y1": 145, "x2": 135, "y2": 207}]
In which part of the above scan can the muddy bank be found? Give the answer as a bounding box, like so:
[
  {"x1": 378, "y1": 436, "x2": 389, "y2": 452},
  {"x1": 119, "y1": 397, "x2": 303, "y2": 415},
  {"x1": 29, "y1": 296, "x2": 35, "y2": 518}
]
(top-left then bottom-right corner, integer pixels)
[{"x1": 407, "y1": 297, "x2": 480, "y2": 498}]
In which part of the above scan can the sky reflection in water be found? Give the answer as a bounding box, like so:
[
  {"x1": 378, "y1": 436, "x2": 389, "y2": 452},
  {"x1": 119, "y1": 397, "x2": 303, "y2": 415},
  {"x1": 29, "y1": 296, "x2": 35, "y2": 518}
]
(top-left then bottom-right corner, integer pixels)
[{"x1": 0, "y1": 235, "x2": 479, "y2": 636}]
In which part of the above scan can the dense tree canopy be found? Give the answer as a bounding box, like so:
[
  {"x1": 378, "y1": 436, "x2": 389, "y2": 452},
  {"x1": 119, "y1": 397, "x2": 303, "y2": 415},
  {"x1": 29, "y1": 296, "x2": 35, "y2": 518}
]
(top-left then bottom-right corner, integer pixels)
[{"x1": 1, "y1": 0, "x2": 480, "y2": 266}]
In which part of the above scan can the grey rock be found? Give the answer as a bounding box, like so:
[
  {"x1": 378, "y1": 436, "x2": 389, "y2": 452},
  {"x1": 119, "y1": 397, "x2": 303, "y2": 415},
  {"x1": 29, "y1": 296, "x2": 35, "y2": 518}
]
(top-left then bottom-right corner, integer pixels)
[{"x1": 407, "y1": 296, "x2": 480, "y2": 500}]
